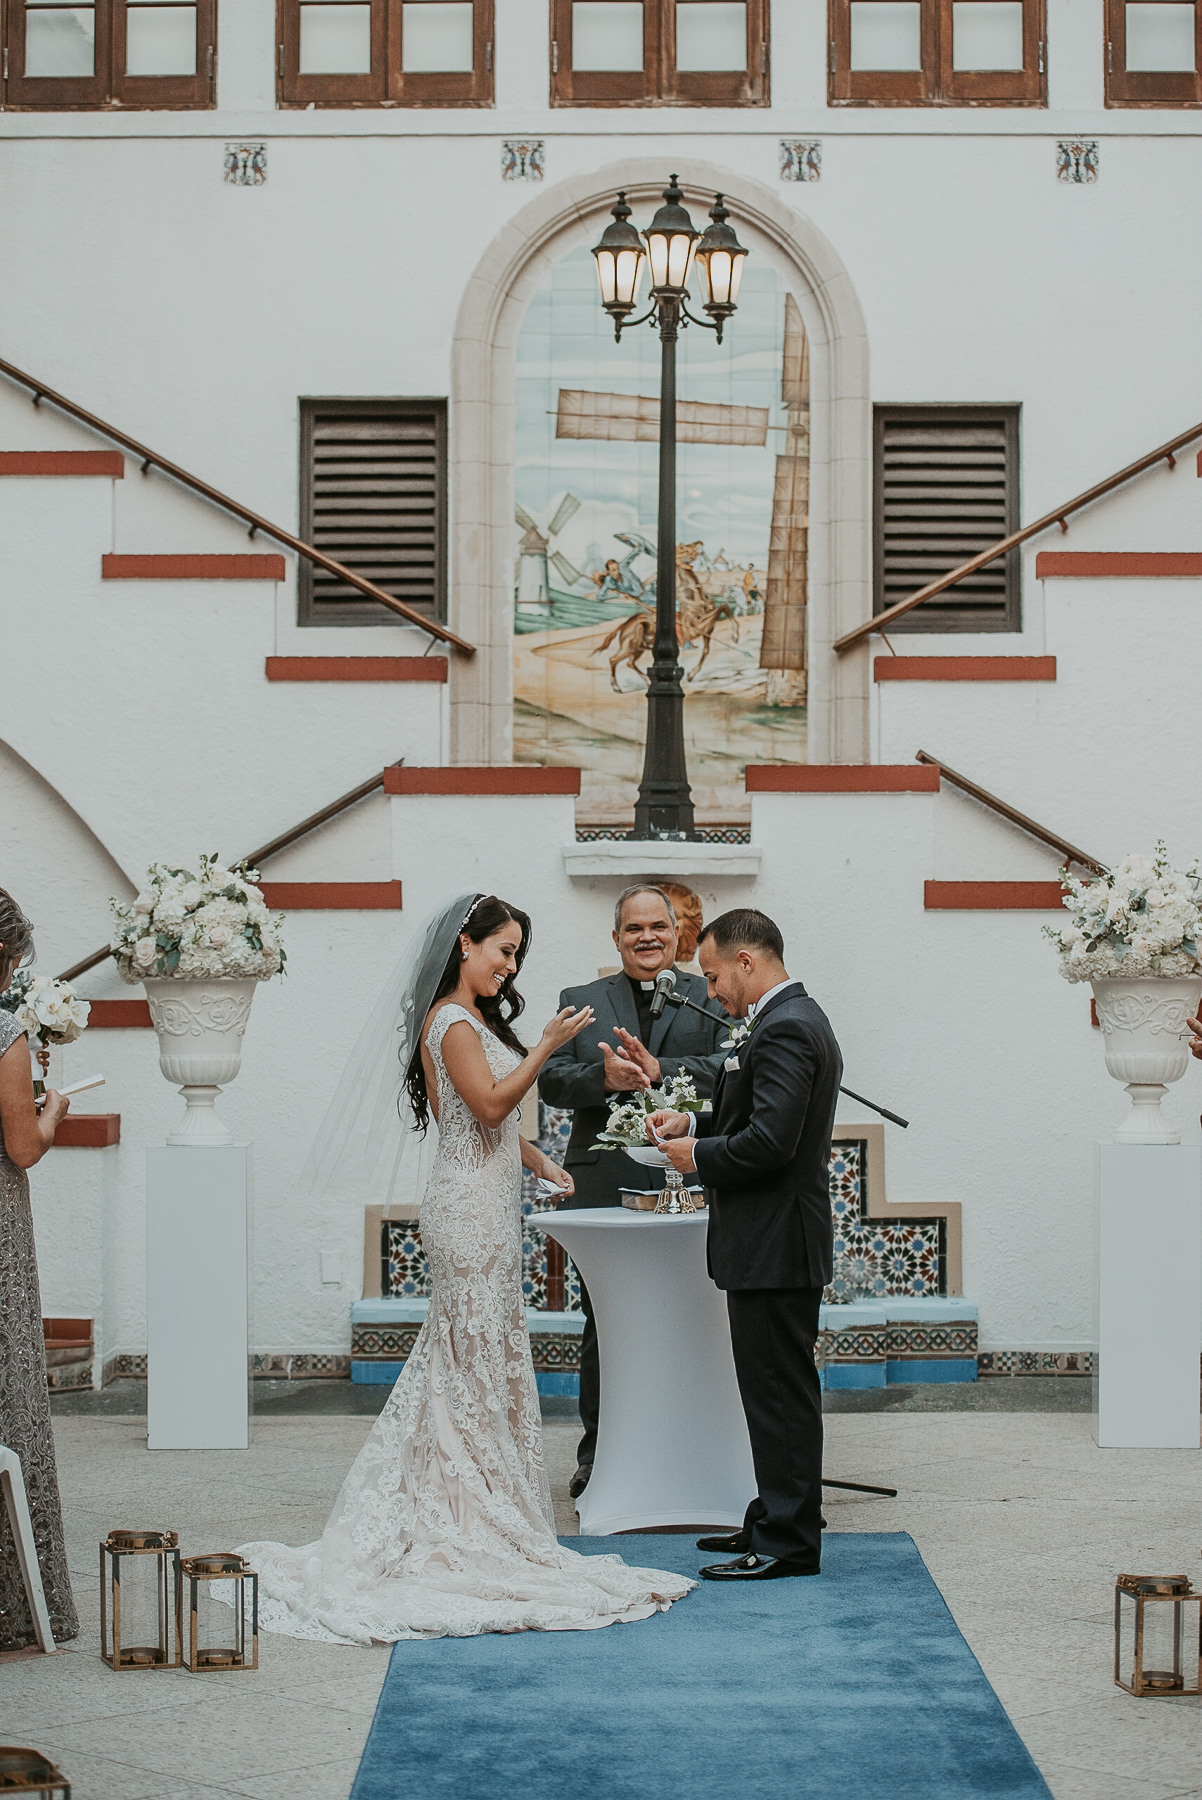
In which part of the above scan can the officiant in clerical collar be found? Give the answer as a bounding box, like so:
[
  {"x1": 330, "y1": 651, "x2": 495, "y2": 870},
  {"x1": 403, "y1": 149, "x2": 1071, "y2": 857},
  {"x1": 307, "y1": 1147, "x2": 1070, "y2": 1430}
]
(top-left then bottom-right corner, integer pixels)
[{"x1": 539, "y1": 883, "x2": 728, "y2": 1500}]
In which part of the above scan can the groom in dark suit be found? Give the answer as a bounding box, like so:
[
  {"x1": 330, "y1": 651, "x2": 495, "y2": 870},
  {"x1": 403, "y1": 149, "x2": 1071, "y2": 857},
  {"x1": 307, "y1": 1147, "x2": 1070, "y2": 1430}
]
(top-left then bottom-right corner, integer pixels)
[
  {"x1": 539, "y1": 884, "x2": 726, "y2": 1498},
  {"x1": 650, "y1": 907, "x2": 842, "y2": 1580}
]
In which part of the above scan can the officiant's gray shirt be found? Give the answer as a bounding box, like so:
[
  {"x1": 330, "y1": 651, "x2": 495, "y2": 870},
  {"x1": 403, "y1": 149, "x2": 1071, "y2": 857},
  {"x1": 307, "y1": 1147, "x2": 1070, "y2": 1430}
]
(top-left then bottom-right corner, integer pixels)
[{"x1": 539, "y1": 967, "x2": 727, "y2": 1208}]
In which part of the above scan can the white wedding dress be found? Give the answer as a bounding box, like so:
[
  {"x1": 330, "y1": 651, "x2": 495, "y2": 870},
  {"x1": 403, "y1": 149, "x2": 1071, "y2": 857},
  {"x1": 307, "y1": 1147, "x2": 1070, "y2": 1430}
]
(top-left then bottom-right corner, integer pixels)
[{"x1": 238, "y1": 1003, "x2": 695, "y2": 1643}]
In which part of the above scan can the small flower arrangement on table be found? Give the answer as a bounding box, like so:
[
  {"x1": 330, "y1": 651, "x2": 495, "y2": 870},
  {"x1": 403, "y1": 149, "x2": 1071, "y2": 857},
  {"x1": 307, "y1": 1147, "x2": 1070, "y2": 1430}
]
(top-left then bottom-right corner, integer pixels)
[
  {"x1": 1044, "y1": 843, "x2": 1202, "y2": 981},
  {"x1": 109, "y1": 854, "x2": 286, "y2": 983},
  {"x1": 0, "y1": 972, "x2": 90, "y2": 1095},
  {"x1": 593, "y1": 1072, "x2": 705, "y2": 1152}
]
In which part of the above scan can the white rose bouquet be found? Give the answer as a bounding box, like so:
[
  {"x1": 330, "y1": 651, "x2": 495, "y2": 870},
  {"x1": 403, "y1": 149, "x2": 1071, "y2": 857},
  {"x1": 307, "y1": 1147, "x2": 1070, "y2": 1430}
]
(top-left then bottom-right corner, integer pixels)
[
  {"x1": 0, "y1": 970, "x2": 91, "y2": 1047},
  {"x1": 110, "y1": 853, "x2": 286, "y2": 983},
  {"x1": 593, "y1": 1072, "x2": 705, "y2": 1151},
  {"x1": 1044, "y1": 843, "x2": 1202, "y2": 982}
]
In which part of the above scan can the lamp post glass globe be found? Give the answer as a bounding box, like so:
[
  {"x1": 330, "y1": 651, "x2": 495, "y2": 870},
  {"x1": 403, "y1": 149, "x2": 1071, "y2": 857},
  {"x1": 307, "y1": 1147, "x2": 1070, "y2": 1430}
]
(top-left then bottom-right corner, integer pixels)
[
  {"x1": 592, "y1": 191, "x2": 646, "y2": 322},
  {"x1": 643, "y1": 173, "x2": 700, "y2": 294},
  {"x1": 694, "y1": 193, "x2": 749, "y2": 327}
]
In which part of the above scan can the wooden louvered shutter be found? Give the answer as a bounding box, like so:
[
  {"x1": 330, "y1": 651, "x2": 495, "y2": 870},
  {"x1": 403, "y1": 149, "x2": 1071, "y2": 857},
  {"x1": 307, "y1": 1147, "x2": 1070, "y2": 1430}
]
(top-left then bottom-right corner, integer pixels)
[
  {"x1": 873, "y1": 405, "x2": 1020, "y2": 632},
  {"x1": 298, "y1": 398, "x2": 446, "y2": 625}
]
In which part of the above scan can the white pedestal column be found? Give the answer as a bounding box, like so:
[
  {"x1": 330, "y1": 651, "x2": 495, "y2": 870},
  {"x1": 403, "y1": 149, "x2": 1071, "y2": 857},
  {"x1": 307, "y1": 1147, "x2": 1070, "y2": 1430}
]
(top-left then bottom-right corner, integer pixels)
[
  {"x1": 1096, "y1": 1142, "x2": 1201, "y2": 1449},
  {"x1": 146, "y1": 1145, "x2": 250, "y2": 1451}
]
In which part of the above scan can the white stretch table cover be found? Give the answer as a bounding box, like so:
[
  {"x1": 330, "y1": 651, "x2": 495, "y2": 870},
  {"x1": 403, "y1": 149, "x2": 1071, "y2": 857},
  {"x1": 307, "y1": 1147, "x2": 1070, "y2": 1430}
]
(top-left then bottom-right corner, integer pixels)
[
  {"x1": 1096, "y1": 1142, "x2": 1201, "y2": 1449},
  {"x1": 147, "y1": 1145, "x2": 250, "y2": 1450},
  {"x1": 542, "y1": 1208, "x2": 754, "y2": 1534}
]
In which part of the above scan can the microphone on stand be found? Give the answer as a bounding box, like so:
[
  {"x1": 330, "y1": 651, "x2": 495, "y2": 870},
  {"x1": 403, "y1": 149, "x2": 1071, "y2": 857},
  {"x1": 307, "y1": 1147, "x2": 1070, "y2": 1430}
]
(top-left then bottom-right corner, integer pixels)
[{"x1": 649, "y1": 969, "x2": 677, "y2": 1019}]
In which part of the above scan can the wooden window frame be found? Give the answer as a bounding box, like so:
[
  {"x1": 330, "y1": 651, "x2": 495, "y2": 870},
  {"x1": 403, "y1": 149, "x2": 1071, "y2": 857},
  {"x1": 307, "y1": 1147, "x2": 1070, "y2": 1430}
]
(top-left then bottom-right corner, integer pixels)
[
  {"x1": 4, "y1": 0, "x2": 216, "y2": 109},
  {"x1": 277, "y1": 0, "x2": 494, "y2": 109},
  {"x1": 1105, "y1": 0, "x2": 1202, "y2": 106},
  {"x1": 829, "y1": 0, "x2": 1045, "y2": 106},
  {"x1": 873, "y1": 403, "x2": 1022, "y2": 635},
  {"x1": 550, "y1": 0, "x2": 768, "y2": 107},
  {"x1": 298, "y1": 396, "x2": 448, "y2": 629}
]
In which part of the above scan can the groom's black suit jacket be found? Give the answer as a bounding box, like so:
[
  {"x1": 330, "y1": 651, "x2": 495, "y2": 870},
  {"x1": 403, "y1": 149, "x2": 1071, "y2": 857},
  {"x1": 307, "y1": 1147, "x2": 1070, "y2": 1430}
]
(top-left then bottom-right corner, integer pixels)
[
  {"x1": 693, "y1": 982, "x2": 843, "y2": 1291},
  {"x1": 538, "y1": 968, "x2": 726, "y2": 1209}
]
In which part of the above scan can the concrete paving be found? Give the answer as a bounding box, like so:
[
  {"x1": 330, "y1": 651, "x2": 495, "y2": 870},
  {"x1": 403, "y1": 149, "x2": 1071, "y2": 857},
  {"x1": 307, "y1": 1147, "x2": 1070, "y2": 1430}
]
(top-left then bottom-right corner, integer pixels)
[{"x1": 1, "y1": 1408, "x2": 1197, "y2": 1799}]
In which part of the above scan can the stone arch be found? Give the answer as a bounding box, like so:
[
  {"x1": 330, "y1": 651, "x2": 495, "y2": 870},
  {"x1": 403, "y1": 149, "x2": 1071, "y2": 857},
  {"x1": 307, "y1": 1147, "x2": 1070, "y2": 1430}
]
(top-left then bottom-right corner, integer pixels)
[{"x1": 449, "y1": 158, "x2": 871, "y2": 769}]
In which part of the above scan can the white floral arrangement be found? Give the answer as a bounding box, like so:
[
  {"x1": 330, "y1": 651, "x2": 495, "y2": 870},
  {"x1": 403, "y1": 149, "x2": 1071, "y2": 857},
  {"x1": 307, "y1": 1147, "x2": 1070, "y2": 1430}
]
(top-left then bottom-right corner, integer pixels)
[
  {"x1": 593, "y1": 1072, "x2": 705, "y2": 1151},
  {"x1": 1044, "y1": 843, "x2": 1202, "y2": 982},
  {"x1": 110, "y1": 854, "x2": 286, "y2": 983},
  {"x1": 0, "y1": 971, "x2": 90, "y2": 1046}
]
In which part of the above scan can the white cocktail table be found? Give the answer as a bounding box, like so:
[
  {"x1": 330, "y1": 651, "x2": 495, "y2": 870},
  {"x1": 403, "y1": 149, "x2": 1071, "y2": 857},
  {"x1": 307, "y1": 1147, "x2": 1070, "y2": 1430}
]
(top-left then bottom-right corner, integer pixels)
[{"x1": 541, "y1": 1207, "x2": 755, "y2": 1535}]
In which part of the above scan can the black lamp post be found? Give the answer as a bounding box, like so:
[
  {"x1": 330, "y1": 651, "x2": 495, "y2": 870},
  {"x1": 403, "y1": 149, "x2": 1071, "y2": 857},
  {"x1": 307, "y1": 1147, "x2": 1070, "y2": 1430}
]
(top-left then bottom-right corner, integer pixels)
[{"x1": 592, "y1": 177, "x2": 748, "y2": 840}]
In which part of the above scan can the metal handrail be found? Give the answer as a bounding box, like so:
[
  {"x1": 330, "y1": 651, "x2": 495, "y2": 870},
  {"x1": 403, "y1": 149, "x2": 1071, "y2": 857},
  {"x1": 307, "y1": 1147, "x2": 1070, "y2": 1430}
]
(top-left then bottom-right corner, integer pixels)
[
  {"x1": 834, "y1": 418, "x2": 1202, "y2": 653},
  {"x1": 915, "y1": 749, "x2": 1107, "y2": 876},
  {"x1": 0, "y1": 354, "x2": 475, "y2": 656},
  {"x1": 56, "y1": 763, "x2": 402, "y2": 984}
]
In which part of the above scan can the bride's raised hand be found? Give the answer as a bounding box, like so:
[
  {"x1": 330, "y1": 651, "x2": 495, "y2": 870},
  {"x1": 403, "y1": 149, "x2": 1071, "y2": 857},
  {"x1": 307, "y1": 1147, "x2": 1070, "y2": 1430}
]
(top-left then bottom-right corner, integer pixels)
[{"x1": 539, "y1": 1004, "x2": 595, "y2": 1053}]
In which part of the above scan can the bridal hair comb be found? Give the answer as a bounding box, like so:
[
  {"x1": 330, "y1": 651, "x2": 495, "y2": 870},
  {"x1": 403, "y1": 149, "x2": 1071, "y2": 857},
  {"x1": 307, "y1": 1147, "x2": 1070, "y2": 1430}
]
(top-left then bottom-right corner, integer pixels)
[{"x1": 460, "y1": 894, "x2": 485, "y2": 931}]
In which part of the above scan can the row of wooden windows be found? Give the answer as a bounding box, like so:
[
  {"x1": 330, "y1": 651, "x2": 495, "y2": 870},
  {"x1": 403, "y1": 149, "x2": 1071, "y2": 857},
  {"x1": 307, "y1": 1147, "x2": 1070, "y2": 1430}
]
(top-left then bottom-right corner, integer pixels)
[
  {"x1": 300, "y1": 398, "x2": 1018, "y2": 635},
  {"x1": 2, "y1": 0, "x2": 1201, "y2": 108}
]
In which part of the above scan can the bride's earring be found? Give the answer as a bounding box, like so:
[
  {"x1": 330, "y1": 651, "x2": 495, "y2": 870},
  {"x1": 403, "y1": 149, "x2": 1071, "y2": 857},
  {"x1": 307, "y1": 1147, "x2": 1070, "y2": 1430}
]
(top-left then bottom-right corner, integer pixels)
[{"x1": 461, "y1": 951, "x2": 468, "y2": 960}]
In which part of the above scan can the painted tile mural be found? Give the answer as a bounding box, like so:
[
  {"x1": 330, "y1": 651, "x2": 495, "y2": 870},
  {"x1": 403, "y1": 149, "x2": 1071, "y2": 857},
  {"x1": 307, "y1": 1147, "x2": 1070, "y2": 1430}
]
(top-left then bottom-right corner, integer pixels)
[{"x1": 514, "y1": 245, "x2": 809, "y2": 824}]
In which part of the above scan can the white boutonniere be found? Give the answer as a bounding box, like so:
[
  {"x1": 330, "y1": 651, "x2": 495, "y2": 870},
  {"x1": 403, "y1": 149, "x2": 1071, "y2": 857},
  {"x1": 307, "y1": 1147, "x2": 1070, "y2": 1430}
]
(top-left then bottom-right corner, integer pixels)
[{"x1": 720, "y1": 1021, "x2": 752, "y2": 1050}]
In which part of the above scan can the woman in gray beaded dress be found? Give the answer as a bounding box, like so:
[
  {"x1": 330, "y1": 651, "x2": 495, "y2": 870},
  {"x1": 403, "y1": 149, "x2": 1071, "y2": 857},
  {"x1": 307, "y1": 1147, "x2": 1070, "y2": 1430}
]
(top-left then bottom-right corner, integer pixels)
[{"x1": 0, "y1": 889, "x2": 77, "y2": 1649}]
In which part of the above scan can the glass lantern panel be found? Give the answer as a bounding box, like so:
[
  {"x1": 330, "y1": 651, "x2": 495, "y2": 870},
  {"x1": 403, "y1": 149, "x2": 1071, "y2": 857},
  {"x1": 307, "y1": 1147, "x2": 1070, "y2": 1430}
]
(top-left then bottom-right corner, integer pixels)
[
  {"x1": 125, "y1": 4, "x2": 197, "y2": 76},
  {"x1": 1138, "y1": 1597, "x2": 1187, "y2": 1689},
  {"x1": 401, "y1": 2, "x2": 475, "y2": 70},
  {"x1": 1125, "y1": 2, "x2": 1196, "y2": 70},
  {"x1": 23, "y1": 5, "x2": 96, "y2": 77},
  {"x1": 675, "y1": 2, "x2": 747, "y2": 69},
  {"x1": 849, "y1": 1, "x2": 923, "y2": 69},
  {"x1": 571, "y1": 1, "x2": 645, "y2": 70},
  {"x1": 952, "y1": 1, "x2": 1024, "y2": 68},
  {"x1": 299, "y1": 1, "x2": 373, "y2": 73},
  {"x1": 114, "y1": 1556, "x2": 170, "y2": 1664},
  {"x1": 191, "y1": 1578, "x2": 245, "y2": 1666}
]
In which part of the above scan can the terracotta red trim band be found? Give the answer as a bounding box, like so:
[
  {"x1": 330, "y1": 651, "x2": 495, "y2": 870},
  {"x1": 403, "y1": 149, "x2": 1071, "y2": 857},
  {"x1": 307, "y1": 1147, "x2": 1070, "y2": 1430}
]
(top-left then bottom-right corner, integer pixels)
[
  {"x1": 747, "y1": 765, "x2": 941, "y2": 793},
  {"x1": 1035, "y1": 552, "x2": 1202, "y2": 578},
  {"x1": 44, "y1": 1318, "x2": 92, "y2": 1345},
  {"x1": 0, "y1": 451, "x2": 124, "y2": 477},
  {"x1": 54, "y1": 1114, "x2": 121, "y2": 1147},
  {"x1": 924, "y1": 881, "x2": 1064, "y2": 910},
  {"x1": 258, "y1": 881, "x2": 402, "y2": 910},
  {"x1": 874, "y1": 657, "x2": 1057, "y2": 683},
  {"x1": 384, "y1": 767, "x2": 582, "y2": 796},
  {"x1": 266, "y1": 657, "x2": 448, "y2": 684},
  {"x1": 102, "y1": 554, "x2": 287, "y2": 580},
  {"x1": 87, "y1": 999, "x2": 153, "y2": 1028}
]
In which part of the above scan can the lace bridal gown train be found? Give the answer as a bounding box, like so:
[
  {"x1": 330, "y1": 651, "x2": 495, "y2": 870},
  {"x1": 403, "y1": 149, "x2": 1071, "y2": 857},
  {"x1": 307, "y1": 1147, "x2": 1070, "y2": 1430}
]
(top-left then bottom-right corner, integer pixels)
[{"x1": 239, "y1": 1004, "x2": 694, "y2": 1643}]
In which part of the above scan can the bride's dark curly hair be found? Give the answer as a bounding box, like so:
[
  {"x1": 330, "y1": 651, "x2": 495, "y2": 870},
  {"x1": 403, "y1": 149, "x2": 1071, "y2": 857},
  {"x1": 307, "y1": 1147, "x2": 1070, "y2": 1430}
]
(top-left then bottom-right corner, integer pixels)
[{"x1": 404, "y1": 894, "x2": 532, "y2": 1133}]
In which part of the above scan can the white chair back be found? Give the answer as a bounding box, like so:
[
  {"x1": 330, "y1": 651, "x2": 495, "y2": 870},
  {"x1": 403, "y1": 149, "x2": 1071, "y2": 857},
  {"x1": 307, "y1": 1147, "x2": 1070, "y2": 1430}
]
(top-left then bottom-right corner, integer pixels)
[{"x1": 0, "y1": 1443, "x2": 56, "y2": 1653}]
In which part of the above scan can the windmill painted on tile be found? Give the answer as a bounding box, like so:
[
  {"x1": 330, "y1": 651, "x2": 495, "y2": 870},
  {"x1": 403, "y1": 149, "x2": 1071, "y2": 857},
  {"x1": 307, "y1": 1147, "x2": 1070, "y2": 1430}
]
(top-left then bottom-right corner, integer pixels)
[{"x1": 515, "y1": 493, "x2": 583, "y2": 613}]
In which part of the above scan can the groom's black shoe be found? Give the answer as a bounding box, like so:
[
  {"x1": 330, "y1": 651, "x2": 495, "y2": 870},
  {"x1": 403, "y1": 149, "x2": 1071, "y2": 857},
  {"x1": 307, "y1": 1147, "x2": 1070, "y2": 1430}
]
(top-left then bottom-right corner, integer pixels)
[
  {"x1": 568, "y1": 1462, "x2": 592, "y2": 1500},
  {"x1": 696, "y1": 1530, "x2": 750, "y2": 1553},
  {"x1": 700, "y1": 1552, "x2": 819, "y2": 1581}
]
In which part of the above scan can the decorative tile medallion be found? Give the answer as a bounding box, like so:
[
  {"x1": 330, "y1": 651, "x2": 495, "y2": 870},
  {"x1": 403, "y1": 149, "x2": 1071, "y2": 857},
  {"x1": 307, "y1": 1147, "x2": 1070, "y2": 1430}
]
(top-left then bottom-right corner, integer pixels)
[
  {"x1": 1056, "y1": 140, "x2": 1098, "y2": 184},
  {"x1": 384, "y1": 1223, "x2": 431, "y2": 1298},
  {"x1": 224, "y1": 143, "x2": 267, "y2": 187},
  {"x1": 502, "y1": 140, "x2": 545, "y2": 182},
  {"x1": 824, "y1": 1140, "x2": 945, "y2": 1302},
  {"x1": 780, "y1": 140, "x2": 822, "y2": 183}
]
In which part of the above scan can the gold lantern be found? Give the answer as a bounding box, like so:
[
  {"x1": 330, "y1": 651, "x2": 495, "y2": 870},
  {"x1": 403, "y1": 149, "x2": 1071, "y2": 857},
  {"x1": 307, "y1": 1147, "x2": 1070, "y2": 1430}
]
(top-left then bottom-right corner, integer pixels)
[
  {"x1": 1114, "y1": 1574, "x2": 1202, "y2": 1696},
  {"x1": 99, "y1": 1530, "x2": 181, "y2": 1670},
  {"x1": 179, "y1": 1554, "x2": 258, "y2": 1671},
  {"x1": 0, "y1": 1745, "x2": 71, "y2": 1795}
]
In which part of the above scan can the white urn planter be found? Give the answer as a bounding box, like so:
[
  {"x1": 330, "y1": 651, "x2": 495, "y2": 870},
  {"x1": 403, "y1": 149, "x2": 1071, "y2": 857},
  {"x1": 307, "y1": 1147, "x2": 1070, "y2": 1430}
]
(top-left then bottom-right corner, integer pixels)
[
  {"x1": 144, "y1": 978, "x2": 256, "y2": 1147},
  {"x1": 1090, "y1": 976, "x2": 1202, "y2": 1143}
]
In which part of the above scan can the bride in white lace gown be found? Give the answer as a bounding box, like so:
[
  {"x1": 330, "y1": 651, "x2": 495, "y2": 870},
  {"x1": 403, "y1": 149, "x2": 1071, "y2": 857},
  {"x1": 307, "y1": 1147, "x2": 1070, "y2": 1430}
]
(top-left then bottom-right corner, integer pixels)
[{"x1": 238, "y1": 892, "x2": 695, "y2": 1643}]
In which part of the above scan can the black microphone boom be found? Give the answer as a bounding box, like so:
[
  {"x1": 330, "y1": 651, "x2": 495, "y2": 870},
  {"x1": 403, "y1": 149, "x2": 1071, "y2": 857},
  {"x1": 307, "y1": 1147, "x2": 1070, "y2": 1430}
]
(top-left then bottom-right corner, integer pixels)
[{"x1": 654, "y1": 985, "x2": 909, "y2": 1129}]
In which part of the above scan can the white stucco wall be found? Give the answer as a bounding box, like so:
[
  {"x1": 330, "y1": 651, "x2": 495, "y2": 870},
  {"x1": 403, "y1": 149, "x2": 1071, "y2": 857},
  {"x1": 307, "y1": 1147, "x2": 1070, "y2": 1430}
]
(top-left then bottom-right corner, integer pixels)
[{"x1": 1, "y1": 0, "x2": 1200, "y2": 1364}]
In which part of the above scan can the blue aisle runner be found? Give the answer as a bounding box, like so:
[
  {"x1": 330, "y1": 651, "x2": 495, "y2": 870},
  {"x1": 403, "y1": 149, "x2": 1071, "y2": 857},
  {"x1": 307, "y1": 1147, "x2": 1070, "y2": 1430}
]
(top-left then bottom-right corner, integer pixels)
[{"x1": 350, "y1": 1532, "x2": 1050, "y2": 1800}]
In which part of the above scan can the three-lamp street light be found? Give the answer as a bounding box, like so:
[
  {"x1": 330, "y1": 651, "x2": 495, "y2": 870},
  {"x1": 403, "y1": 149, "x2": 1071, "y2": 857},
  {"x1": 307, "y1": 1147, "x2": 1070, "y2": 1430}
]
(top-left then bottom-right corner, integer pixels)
[{"x1": 591, "y1": 176, "x2": 749, "y2": 840}]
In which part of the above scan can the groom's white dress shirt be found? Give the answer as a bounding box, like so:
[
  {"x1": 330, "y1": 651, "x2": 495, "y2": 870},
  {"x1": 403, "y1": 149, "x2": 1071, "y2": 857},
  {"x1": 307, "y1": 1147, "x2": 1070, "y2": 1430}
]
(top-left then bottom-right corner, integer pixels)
[{"x1": 686, "y1": 978, "x2": 802, "y2": 1134}]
